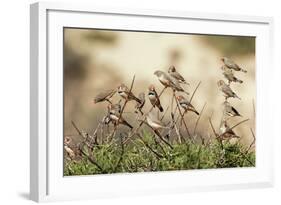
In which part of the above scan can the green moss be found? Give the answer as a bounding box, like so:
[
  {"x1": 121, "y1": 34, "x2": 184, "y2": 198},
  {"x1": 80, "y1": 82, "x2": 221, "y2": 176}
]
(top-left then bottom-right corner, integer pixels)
[{"x1": 64, "y1": 133, "x2": 255, "y2": 176}]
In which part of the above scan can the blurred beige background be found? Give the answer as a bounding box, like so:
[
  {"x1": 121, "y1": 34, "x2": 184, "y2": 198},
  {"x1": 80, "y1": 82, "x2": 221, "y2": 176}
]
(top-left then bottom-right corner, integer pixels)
[{"x1": 64, "y1": 28, "x2": 255, "y2": 144}]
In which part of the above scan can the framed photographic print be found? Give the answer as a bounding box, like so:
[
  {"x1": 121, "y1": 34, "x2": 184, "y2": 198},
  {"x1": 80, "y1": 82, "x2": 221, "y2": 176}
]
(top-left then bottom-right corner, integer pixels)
[{"x1": 30, "y1": 2, "x2": 274, "y2": 202}]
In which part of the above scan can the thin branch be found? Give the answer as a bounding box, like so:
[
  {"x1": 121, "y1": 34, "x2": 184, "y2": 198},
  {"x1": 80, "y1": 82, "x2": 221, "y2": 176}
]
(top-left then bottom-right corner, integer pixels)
[
  {"x1": 153, "y1": 137, "x2": 167, "y2": 156},
  {"x1": 152, "y1": 126, "x2": 174, "y2": 149},
  {"x1": 173, "y1": 92, "x2": 191, "y2": 139},
  {"x1": 174, "y1": 81, "x2": 201, "y2": 125},
  {"x1": 193, "y1": 102, "x2": 207, "y2": 135},
  {"x1": 171, "y1": 112, "x2": 183, "y2": 144},
  {"x1": 137, "y1": 133, "x2": 164, "y2": 159},
  {"x1": 123, "y1": 87, "x2": 167, "y2": 144},
  {"x1": 219, "y1": 119, "x2": 249, "y2": 138},
  {"x1": 208, "y1": 118, "x2": 218, "y2": 137},
  {"x1": 80, "y1": 146, "x2": 105, "y2": 173},
  {"x1": 190, "y1": 81, "x2": 202, "y2": 104},
  {"x1": 108, "y1": 75, "x2": 136, "y2": 140},
  {"x1": 160, "y1": 105, "x2": 169, "y2": 121},
  {"x1": 208, "y1": 118, "x2": 223, "y2": 149},
  {"x1": 246, "y1": 128, "x2": 256, "y2": 153},
  {"x1": 71, "y1": 121, "x2": 82, "y2": 136}
]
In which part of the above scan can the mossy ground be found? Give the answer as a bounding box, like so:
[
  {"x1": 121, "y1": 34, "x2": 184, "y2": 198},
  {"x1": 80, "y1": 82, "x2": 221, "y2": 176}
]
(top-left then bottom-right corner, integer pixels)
[{"x1": 64, "y1": 132, "x2": 255, "y2": 176}]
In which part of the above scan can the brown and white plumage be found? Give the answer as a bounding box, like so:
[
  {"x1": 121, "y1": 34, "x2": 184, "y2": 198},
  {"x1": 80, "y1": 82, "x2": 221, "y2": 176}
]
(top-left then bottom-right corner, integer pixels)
[
  {"x1": 93, "y1": 89, "x2": 116, "y2": 104},
  {"x1": 219, "y1": 121, "x2": 240, "y2": 140},
  {"x1": 64, "y1": 136, "x2": 82, "y2": 160},
  {"x1": 176, "y1": 95, "x2": 199, "y2": 115},
  {"x1": 168, "y1": 66, "x2": 189, "y2": 85},
  {"x1": 223, "y1": 101, "x2": 242, "y2": 118},
  {"x1": 217, "y1": 80, "x2": 241, "y2": 100},
  {"x1": 117, "y1": 83, "x2": 141, "y2": 103},
  {"x1": 221, "y1": 66, "x2": 243, "y2": 84},
  {"x1": 135, "y1": 92, "x2": 145, "y2": 114},
  {"x1": 148, "y1": 85, "x2": 163, "y2": 112},
  {"x1": 154, "y1": 70, "x2": 189, "y2": 94},
  {"x1": 221, "y1": 57, "x2": 247, "y2": 73},
  {"x1": 146, "y1": 113, "x2": 168, "y2": 130},
  {"x1": 108, "y1": 104, "x2": 133, "y2": 129}
]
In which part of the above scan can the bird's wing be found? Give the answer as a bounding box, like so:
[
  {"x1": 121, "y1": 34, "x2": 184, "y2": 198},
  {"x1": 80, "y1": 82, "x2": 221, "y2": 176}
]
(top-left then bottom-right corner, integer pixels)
[
  {"x1": 231, "y1": 106, "x2": 240, "y2": 116},
  {"x1": 222, "y1": 85, "x2": 234, "y2": 95},
  {"x1": 225, "y1": 59, "x2": 237, "y2": 68},
  {"x1": 94, "y1": 89, "x2": 115, "y2": 102},
  {"x1": 171, "y1": 72, "x2": 185, "y2": 82}
]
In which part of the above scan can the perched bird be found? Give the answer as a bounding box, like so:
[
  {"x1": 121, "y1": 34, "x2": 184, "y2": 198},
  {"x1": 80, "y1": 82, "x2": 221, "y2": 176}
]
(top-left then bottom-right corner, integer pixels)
[
  {"x1": 93, "y1": 89, "x2": 116, "y2": 104},
  {"x1": 148, "y1": 85, "x2": 164, "y2": 112},
  {"x1": 219, "y1": 120, "x2": 240, "y2": 140},
  {"x1": 221, "y1": 57, "x2": 247, "y2": 73},
  {"x1": 146, "y1": 113, "x2": 169, "y2": 130},
  {"x1": 102, "y1": 115, "x2": 111, "y2": 125},
  {"x1": 64, "y1": 136, "x2": 81, "y2": 160},
  {"x1": 217, "y1": 80, "x2": 241, "y2": 100},
  {"x1": 108, "y1": 104, "x2": 133, "y2": 129},
  {"x1": 154, "y1": 70, "x2": 189, "y2": 94},
  {"x1": 117, "y1": 83, "x2": 141, "y2": 103},
  {"x1": 223, "y1": 101, "x2": 242, "y2": 118},
  {"x1": 135, "y1": 92, "x2": 146, "y2": 114},
  {"x1": 221, "y1": 66, "x2": 243, "y2": 85},
  {"x1": 168, "y1": 66, "x2": 189, "y2": 85},
  {"x1": 176, "y1": 95, "x2": 199, "y2": 115}
]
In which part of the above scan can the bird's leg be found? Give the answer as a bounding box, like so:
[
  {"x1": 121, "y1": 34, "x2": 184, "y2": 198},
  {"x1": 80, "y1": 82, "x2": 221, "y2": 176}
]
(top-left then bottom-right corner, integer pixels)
[{"x1": 105, "y1": 99, "x2": 112, "y2": 104}]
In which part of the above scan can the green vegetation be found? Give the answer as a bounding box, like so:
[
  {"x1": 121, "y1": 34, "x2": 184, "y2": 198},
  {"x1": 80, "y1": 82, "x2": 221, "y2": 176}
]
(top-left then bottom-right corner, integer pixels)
[{"x1": 64, "y1": 132, "x2": 255, "y2": 176}]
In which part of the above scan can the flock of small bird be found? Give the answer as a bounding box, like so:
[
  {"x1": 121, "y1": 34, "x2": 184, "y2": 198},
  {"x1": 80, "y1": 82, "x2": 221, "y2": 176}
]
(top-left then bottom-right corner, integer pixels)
[
  {"x1": 65, "y1": 57, "x2": 248, "y2": 160},
  {"x1": 93, "y1": 65, "x2": 199, "y2": 132},
  {"x1": 218, "y1": 57, "x2": 247, "y2": 140}
]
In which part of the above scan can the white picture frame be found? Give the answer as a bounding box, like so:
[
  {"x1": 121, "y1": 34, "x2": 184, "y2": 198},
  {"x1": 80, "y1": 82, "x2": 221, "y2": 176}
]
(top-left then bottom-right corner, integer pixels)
[{"x1": 30, "y1": 2, "x2": 274, "y2": 202}]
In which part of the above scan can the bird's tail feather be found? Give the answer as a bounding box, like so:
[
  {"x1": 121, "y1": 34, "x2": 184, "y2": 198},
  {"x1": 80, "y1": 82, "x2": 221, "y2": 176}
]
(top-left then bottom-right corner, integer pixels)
[
  {"x1": 241, "y1": 68, "x2": 247, "y2": 73},
  {"x1": 159, "y1": 105, "x2": 164, "y2": 112}
]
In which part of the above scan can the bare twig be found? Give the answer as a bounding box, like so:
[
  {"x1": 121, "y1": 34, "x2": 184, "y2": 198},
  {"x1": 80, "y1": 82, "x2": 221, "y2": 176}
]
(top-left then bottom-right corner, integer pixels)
[
  {"x1": 173, "y1": 92, "x2": 191, "y2": 139},
  {"x1": 218, "y1": 119, "x2": 249, "y2": 138},
  {"x1": 108, "y1": 75, "x2": 136, "y2": 141},
  {"x1": 246, "y1": 128, "x2": 256, "y2": 153},
  {"x1": 160, "y1": 105, "x2": 169, "y2": 121},
  {"x1": 153, "y1": 137, "x2": 167, "y2": 156},
  {"x1": 80, "y1": 146, "x2": 105, "y2": 173},
  {"x1": 137, "y1": 133, "x2": 164, "y2": 159},
  {"x1": 171, "y1": 113, "x2": 183, "y2": 144},
  {"x1": 190, "y1": 81, "x2": 202, "y2": 104},
  {"x1": 208, "y1": 118, "x2": 223, "y2": 149},
  {"x1": 193, "y1": 102, "x2": 207, "y2": 135},
  {"x1": 175, "y1": 81, "x2": 202, "y2": 126},
  {"x1": 123, "y1": 87, "x2": 167, "y2": 144},
  {"x1": 71, "y1": 122, "x2": 105, "y2": 173},
  {"x1": 150, "y1": 125, "x2": 174, "y2": 149}
]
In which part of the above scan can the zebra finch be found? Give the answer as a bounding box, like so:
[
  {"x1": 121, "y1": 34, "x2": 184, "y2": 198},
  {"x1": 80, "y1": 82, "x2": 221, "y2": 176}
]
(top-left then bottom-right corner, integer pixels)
[
  {"x1": 107, "y1": 104, "x2": 133, "y2": 129},
  {"x1": 154, "y1": 70, "x2": 189, "y2": 94},
  {"x1": 221, "y1": 57, "x2": 247, "y2": 73},
  {"x1": 219, "y1": 120, "x2": 240, "y2": 140},
  {"x1": 223, "y1": 101, "x2": 242, "y2": 118},
  {"x1": 117, "y1": 83, "x2": 141, "y2": 103},
  {"x1": 135, "y1": 92, "x2": 145, "y2": 114},
  {"x1": 221, "y1": 66, "x2": 243, "y2": 85},
  {"x1": 148, "y1": 85, "x2": 164, "y2": 112},
  {"x1": 176, "y1": 95, "x2": 199, "y2": 115},
  {"x1": 146, "y1": 112, "x2": 169, "y2": 131},
  {"x1": 217, "y1": 80, "x2": 241, "y2": 100},
  {"x1": 168, "y1": 66, "x2": 190, "y2": 85},
  {"x1": 93, "y1": 89, "x2": 116, "y2": 104}
]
